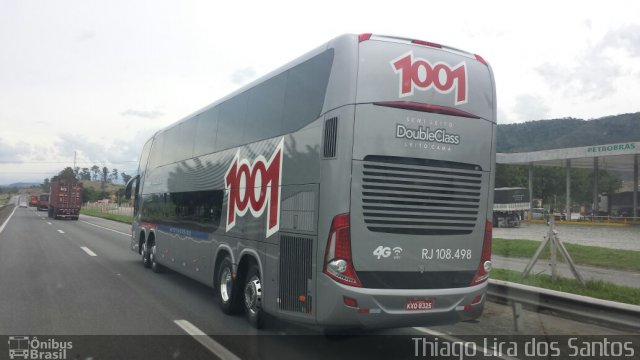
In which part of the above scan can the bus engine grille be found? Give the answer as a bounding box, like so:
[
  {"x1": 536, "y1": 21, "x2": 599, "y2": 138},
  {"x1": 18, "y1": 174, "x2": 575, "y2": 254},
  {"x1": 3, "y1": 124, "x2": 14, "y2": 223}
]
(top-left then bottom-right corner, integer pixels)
[
  {"x1": 361, "y1": 155, "x2": 483, "y2": 235},
  {"x1": 278, "y1": 235, "x2": 313, "y2": 314}
]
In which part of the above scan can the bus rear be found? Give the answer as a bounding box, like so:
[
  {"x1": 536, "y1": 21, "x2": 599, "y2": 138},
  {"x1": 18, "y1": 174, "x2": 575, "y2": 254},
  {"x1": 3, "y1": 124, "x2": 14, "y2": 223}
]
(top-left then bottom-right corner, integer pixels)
[{"x1": 318, "y1": 35, "x2": 496, "y2": 329}]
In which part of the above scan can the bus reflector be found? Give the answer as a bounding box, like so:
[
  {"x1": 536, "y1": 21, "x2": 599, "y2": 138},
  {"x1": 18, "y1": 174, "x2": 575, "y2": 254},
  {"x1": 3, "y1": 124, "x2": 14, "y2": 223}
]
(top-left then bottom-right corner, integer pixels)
[
  {"x1": 358, "y1": 33, "x2": 372, "y2": 42},
  {"x1": 343, "y1": 296, "x2": 358, "y2": 308},
  {"x1": 475, "y1": 54, "x2": 488, "y2": 66},
  {"x1": 373, "y1": 102, "x2": 480, "y2": 119},
  {"x1": 323, "y1": 213, "x2": 362, "y2": 287},
  {"x1": 470, "y1": 220, "x2": 493, "y2": 285},
  {"x1": 411, "y1": 39, "x2": 442, "y2": 48}
]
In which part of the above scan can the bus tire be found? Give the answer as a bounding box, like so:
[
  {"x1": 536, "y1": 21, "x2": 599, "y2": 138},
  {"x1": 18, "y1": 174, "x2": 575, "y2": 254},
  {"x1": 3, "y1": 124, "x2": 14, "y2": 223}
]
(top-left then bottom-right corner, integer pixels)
[
  {"x1": 216, "y1": 255, "x2": 241, "y2": 314},
  {"x1": 243, "y1": 263, "x2": 264, "y2": 329},
  {"x1": 141, "y1": 241, "x2": 151, "y2": 268},
  {"x1": 150, "y1": 244, "x2": 163, "y2": 273}
]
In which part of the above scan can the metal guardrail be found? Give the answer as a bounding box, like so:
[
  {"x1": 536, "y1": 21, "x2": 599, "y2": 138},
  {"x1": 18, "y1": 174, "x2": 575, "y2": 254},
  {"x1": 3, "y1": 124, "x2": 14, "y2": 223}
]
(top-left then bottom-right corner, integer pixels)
[{"x1": 487, "y1": 279, "x2": 640, "y2": 331}]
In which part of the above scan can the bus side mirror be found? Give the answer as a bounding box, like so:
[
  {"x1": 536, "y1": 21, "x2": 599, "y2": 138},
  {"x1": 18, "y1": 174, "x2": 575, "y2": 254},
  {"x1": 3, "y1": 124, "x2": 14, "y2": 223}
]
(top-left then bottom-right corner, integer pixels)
[{"x1": 124, "y1": 175, "x2": 139, "y2": 200}]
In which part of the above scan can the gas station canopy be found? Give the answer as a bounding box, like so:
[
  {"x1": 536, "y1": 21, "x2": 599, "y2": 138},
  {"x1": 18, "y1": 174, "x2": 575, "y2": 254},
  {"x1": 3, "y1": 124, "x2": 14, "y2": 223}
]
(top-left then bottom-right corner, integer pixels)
[
  {"x1": 496, "y1": 142, "x2": 640, "y2": 218},
  {"x1": 497, "y1": 142, "x2": 639, "y2": 171}
]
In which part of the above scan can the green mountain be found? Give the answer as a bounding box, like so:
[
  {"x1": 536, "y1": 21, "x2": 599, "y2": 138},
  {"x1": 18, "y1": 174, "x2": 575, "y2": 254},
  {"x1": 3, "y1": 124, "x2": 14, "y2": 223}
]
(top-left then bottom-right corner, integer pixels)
[{"x1": 497, "y1": 112, "x2": 640, "y2": 153}]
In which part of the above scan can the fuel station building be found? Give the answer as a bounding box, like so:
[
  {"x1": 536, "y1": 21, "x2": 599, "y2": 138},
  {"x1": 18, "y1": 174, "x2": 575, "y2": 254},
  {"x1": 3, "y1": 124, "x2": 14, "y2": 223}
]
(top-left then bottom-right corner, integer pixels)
[{"x1": 497, "y1": 142, "x2": 640, "y2": 220}]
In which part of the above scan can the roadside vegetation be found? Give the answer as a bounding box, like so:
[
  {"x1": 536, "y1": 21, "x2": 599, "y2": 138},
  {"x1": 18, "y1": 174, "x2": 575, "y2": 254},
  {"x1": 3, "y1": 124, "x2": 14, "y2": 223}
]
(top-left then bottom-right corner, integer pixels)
[
  {"x1": 80, "y1": 207, "x2": 132, "y2": 224},
  {"x1": 491, "y1": 268, "x2": 640, "y2": 306},
  {"x1": 492, "y1": 238, "x2": 640, "y2": 273}
]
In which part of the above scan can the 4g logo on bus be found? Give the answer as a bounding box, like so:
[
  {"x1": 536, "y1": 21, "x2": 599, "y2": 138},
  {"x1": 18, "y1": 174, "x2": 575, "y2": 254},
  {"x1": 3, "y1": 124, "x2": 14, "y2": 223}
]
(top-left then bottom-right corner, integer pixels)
[
  {"x1": 225, "y1": 139, "x2": 284, "y2": 238},
  {"x1": 391, "y1": 51, "x2": 468, "y2": 105}
]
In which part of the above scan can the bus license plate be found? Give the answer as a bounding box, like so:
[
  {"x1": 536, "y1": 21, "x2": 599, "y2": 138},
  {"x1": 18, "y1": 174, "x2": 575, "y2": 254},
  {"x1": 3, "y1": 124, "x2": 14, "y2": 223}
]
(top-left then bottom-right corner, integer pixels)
[{"x1": 405, "y1": 298, "x2": 433, "y2": 311}]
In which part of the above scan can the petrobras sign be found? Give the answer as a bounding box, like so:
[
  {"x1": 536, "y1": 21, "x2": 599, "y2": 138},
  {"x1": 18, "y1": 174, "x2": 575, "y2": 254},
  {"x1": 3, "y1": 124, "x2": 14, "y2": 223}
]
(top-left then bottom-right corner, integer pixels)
[
  {"x1": 586, "y1": 143, "x2": 637, "y2": 154},
  {"x1": 225, "y1": 138, "x2": 284, "y2": 238},
  {"x1": 396, "y1": 124, "x2": 461, "y2": 145}
]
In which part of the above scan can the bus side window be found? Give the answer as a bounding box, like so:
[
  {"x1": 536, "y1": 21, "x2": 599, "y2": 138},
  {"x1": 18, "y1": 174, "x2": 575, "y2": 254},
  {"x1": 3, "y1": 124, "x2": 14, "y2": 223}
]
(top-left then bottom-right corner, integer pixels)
[
  {"x1": 216, "y1": 94, "x2": 248, "y2": 151},
  {"x1": 194, "y1": 109, "x2": 219, "y2": 157},
  {"x1": 282, "y1": 49, "x2": 333, "y2": 133},
  {"x1": 244, "y1": 74, "x2": 286, "y2": 143},
  {"x1": 161, "y1": 190, "x2": 224, "y2": 231}
]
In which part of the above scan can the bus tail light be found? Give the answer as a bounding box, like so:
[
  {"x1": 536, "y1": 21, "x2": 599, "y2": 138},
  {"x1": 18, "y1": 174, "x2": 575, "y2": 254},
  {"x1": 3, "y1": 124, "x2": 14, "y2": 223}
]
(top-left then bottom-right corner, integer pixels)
[
  {"x1": 411, "y1": 39, "x2": 442, "y2": 48},
  {"x1": 373, "y1": 102, "x2": 480, "y2": 119},
  {"x1": 358, "y1": 33, "x2": 372, "y2": 42},
  {"x1": 475, "y1": 54, "x2": 488, "y2": 66},
  {"x1": 470, "y1": 220, "x2": 492, "y2": 285},
  {"x1": 323, "y1": 213, "x2": 362, "y2": 287}
]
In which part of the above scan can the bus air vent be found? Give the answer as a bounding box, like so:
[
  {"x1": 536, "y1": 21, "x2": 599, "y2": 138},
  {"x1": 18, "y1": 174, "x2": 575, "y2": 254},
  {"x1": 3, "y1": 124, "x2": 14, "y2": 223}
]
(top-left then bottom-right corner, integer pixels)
[
  {"x1": 323, "y1": 116, "x2": 338, "y2": 158},
  {"x1": 360, "y1": 155, "x2": 483, "y2": 235},
  {"x1": 279, "y1": 235, "x2": 313, "y2": 314}
]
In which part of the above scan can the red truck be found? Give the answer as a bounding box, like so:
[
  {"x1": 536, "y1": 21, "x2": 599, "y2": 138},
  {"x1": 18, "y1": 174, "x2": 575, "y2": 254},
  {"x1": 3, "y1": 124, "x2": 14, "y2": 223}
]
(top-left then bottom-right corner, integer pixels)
[
  {"x1": 37, "y1": 193, "x2": 49, "y2": 211},
  {"x1": 29, "y1": 194, "x2": 39, "y2": 207},
  {"x1": 48, "y1": 180, "x2": 83, "y2": 220}
]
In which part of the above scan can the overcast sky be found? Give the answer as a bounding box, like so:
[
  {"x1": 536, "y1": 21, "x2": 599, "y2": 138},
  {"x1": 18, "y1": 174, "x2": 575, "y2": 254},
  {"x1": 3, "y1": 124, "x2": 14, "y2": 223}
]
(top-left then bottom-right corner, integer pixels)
[{"x1": 1, "y1": 0, "x2": 639, "y2": 185}]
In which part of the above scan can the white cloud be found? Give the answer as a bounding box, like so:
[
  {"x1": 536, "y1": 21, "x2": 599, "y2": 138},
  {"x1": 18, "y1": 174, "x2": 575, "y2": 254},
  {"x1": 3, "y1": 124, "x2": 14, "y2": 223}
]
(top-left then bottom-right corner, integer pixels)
[
  {"x1": 0, "y1": 138, "x2": 32, "y2": 163},
  {"x1": 2, "y1": 0, "x2": 640, "y2": 182},
  {"x1": 536, "y1": 24, "x2": 640, "y2": 101},
  {"x1": 121, "y1": 109, "x2": 165, "y2": 119},
  {"x1": 230, "y1": 67, "x2": 257, "y2": 86},
  {"x1": 512, "y1": 95, "x2": 550, "y2": 122},
  {"x1": 76, "y1": 29, "x2": 96, "y2": 42}
]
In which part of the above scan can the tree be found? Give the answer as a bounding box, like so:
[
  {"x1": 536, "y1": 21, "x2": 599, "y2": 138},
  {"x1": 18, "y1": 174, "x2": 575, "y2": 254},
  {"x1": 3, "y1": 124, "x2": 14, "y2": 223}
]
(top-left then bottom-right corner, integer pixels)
[
  {"x1": 101, "y1": 166, "x2": 109, "y2": 184},
  {"x1": 42, "y1": 178, "x2": 50, "y2": 192},
  {"x1": 495, "y1": 164, "x2": 528, "y2": 188},
  {"x1": 111, "y1": 168, "x2": 119, "y2": 184},
  {"x1": 73, "y1": 167, "x2": 80, "y2": 179},
  {"x1": 80, "y1": 168, "x2": 91, "y2": 181},
  {"x1": 82, "y1": 187, "x2": 100, "y2": 202},
  {"x1": 54, "y1": 167, "x2": 77, "y2": 183},
  {"x1": 91, "y1": 165, "x2": 100, "y2": 181}
]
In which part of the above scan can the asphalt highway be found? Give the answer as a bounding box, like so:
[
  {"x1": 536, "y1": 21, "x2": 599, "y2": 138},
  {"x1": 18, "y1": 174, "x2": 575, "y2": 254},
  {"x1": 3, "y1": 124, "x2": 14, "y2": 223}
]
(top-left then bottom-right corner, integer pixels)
[{"x1": 0, "y1": 204, "x2": 630, "y2": 359}]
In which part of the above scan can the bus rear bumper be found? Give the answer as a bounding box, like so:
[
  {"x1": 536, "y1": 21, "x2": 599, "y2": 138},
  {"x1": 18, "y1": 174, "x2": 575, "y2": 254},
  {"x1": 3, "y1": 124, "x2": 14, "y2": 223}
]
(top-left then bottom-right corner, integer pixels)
[{"x1": 316, "y1": 275, "x2": 487, "y2": 330}]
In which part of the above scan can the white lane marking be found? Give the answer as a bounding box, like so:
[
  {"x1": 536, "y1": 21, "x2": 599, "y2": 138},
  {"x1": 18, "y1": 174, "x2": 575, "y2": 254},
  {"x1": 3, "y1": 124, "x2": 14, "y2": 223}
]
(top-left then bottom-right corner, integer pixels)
[
  {"x1": 80, "y1": 220, "x2": 130, "y2": 237},
  {"x1": 413, "y1": 327, "x2": 520, "y2": 360},
  {"x1": 80, "y1": 246, "x2": 98, "y2": 257},
  {"x1": 0, "y1": 206, "x2": 18, "y2": 234},
  {"x1": 47, "y1": 222, "x2": 52, "y2": 225},
  {"x1": 57, "y1": 229, "x2": 65, "y2": 234},
  {"x1": 173, "y1": 320, "x2": 241, "y2": 360}
]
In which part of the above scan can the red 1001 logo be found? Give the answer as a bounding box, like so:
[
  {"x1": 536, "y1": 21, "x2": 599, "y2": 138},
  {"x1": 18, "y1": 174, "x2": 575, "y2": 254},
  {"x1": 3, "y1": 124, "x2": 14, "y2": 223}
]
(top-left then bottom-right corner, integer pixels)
[
  {"x1": 391, "y1": 51, "x2": 468, "y2": 105},
  {"x1": 225, "y1": 138, "x2": 284, "y2": 238}
]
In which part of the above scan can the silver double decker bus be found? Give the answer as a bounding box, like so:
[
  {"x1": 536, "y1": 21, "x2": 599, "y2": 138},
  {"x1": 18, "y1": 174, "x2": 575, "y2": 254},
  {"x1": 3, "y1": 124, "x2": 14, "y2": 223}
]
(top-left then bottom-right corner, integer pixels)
[{"x1": 125, "y1": 33, "x2": 496, "y2": 330}]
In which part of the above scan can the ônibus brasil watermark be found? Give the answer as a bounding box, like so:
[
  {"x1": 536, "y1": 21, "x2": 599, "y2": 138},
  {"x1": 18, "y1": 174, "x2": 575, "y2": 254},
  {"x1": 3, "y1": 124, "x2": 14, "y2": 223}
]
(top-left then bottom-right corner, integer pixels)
[{"x1": 8, "y1": 336, "x2": 72, "y2": 360}]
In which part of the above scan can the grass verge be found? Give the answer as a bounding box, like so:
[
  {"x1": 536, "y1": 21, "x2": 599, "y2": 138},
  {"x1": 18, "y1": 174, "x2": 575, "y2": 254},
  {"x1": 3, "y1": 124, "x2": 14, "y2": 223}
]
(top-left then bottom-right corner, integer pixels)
[
  {"x1": 493, "y1": 238, "x2": 640, "y2": 273},
  {"x1": 80, "y1": 207, "x2": 133, "y2": 224},
  {"x1": 491, "y1": 268, "x2": 640, "y2": 306}
]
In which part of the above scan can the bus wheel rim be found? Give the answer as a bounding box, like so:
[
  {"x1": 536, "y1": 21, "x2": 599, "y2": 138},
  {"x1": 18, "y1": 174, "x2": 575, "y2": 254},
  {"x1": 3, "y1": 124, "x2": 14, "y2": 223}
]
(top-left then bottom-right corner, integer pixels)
[
  {"x1": 220, "y1": 268, "x2": 232, "y2": 302},
  {"x1": 244, "y1": 276, "x2": 262, "y2": 315}
]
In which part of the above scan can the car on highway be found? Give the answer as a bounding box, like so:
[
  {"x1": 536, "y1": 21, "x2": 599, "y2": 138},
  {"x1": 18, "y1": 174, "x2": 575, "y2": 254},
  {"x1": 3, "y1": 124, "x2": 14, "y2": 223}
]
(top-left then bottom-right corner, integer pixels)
[
  {"x1": 19, "y1": 199, "x2": 28, "y2": 208},
  {"x1": 531, "y1": 208, "x2": 546, "y2": 220}
]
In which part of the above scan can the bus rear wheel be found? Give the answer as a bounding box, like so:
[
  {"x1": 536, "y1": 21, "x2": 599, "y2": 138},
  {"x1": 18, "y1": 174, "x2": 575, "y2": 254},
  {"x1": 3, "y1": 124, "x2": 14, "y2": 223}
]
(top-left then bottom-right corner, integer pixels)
[
  {"x1": 141, "y1": 241, "x2": 151, "y2": 268},
  {"x1": 150, "y1": 244, "x2": 163, "y2": 273},
  {"x1": 243, "y1": 264, "x2": 264, "y2": 329},
  {"x1": 216, "y1": 255, "x2": 241, "y2": 314}
]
